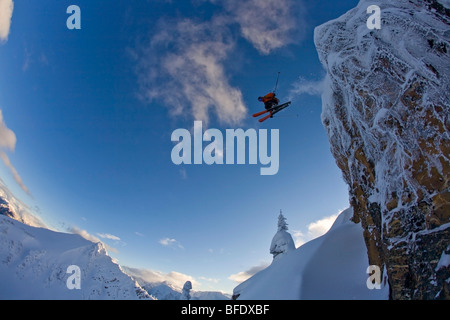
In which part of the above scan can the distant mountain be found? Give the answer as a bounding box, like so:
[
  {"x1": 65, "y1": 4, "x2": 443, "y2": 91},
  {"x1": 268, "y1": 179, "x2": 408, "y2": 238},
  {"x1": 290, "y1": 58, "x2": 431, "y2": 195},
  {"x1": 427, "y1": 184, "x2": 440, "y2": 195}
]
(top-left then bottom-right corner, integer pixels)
[
  {"x1": 0, "y1": 212, "x2": 152, "y2": 300},
  {"x1": 123, "y1": 267, "x2": 231, "y2": 300},
  {"x1": 0, "y1": 191, "x2": 229, "y2": 300}
]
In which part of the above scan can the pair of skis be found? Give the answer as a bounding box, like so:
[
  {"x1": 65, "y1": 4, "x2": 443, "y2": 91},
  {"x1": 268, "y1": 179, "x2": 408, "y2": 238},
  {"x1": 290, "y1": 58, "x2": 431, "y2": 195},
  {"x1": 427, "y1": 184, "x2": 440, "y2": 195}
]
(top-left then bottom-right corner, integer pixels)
[{"x1": 252, "y1": 102, "x2": 292, "y2": 123}]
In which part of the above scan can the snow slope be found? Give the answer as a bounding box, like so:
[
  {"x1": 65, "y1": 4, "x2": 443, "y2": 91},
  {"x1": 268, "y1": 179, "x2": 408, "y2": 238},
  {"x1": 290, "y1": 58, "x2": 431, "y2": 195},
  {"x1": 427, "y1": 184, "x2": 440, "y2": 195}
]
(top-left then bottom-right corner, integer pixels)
[
  {"x1": 233, "y1": 208, "x2": 389, "y2": 300},
  {"x1": 0, "y1": 214, "x2": 152, "y2": 300}
]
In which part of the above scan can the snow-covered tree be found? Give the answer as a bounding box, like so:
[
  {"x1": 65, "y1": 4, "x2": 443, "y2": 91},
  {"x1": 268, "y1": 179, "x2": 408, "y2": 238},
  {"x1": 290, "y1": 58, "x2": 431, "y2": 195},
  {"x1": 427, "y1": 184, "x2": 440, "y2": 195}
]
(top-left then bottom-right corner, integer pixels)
[
  {"x1": 180, "y1": 281, "x2": 192, "y2": 300},
  {"x1": 277, "y1": 211, "x2": 289, "y2": 231},
  {"x1": 270, "y1": 211, "x2": 295, "y2": 262}
]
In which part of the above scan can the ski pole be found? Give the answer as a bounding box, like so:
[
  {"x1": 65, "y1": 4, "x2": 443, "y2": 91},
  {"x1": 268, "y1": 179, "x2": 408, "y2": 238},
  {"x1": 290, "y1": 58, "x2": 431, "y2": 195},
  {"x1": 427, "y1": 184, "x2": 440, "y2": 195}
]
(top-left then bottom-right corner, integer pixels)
[{"x1": 273, "y1": 72, "x2": 281, "y2": 94}]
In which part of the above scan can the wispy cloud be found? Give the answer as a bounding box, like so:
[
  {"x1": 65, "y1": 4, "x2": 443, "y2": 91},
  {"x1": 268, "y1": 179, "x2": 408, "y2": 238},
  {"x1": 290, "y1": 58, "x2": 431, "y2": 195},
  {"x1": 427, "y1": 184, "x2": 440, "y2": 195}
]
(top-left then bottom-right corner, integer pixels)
[
  {"x1": 0, "y1": 177, "x2": 45, "y2": 228},
  {"x1": 221, "y1": 0, "x2": 305, "y2": 55},
  {"x1": 0, "y1": 0, "x2": 14, "y2": 42},
  {"x1": 159, "y1": 237, "x2": 184, "y2": 249},
  {"x1": 199, "y1": 276, "x2": 220, "y2": 284},
  {"x1": 136, "y1": 0, "x2": 306, "y2": 126},
  {"x1": 97, "y1": 233, "x2": 121, "y2": 241},
  {"x1": 228, "y1": 262, "x2": 270, "y2": 283},
  {"x1": 68, "y1": 226, "x2": 119, "y2": 254},
  {"x1": 0, "y1": 110, "x2": 17, "y2": 154},
  {"x1": 137, "y1": 17, "x2": 247, "y2": 127},
  {"x1": 288, "y1": 76, "x2": 326, "y2": 101},
  {"x1": 0, "y1": 110, "x2": 30, "y2": 195},
  {"x1": 292, "y1": 212, "x2": 341, "y2": 247}
]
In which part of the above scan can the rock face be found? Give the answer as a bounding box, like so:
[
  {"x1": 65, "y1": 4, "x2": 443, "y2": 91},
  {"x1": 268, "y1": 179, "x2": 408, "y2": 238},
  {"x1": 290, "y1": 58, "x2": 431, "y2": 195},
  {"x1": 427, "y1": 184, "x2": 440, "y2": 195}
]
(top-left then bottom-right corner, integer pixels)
[{"x1": 315, "y1": 0, "x2": 450, "y2": 299}]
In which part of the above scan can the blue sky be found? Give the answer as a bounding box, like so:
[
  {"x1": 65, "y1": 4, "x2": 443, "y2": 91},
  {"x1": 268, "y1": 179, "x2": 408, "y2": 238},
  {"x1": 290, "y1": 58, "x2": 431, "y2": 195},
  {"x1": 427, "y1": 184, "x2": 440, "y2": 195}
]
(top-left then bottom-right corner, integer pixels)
[{"x1": 0, "y1": 0, "x2": 358, "y2": 293}]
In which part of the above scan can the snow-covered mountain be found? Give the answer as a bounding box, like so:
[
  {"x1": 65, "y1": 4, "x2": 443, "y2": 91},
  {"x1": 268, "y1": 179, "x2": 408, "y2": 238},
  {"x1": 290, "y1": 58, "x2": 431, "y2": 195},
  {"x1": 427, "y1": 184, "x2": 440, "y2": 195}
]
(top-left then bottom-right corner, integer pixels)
[
  {"x1": 233, "y1": 208, "x2": 389, "y2": 300},
  {"x1": 143, "y1": 282, "x2": 231, "y2": 300},
  {"x1": 122, "y1": 268, "x2": 231, "y2": 300},
  {"x1": 0, "y1": 213, "x2": 153, "y2": 300},
  {"x1": 0, "y1": 192, "x2": 230, "y2": 300}
]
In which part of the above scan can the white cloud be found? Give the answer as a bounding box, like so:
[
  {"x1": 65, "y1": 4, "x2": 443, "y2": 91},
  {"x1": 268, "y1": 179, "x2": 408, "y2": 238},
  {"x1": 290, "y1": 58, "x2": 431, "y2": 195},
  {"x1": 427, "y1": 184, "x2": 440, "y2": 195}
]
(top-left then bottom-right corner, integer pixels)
[
  {"x1": 292, "y1": 213, "x2": 340, "y2": 247},
  {"x1": 289, "y1": 76, "x2": 326, "y2": 100},
  {"x1": 0, "y1": 110, "x2": 15, "y2": 150},
  {"x1": 69, "y1": 226, "x2": 119, "y2": 254},
  {"x1": 0, "y1": 0, "x2": 13, "y2": 42},
  {"x1": 221, "y1": 0, "x2": 305, "y2": 55},
  {"x1": 0, "y1": 152, "x2": 29, "y2": 195},
  {"x1": 307, "y1": 215, "x2": 338, "y2": 237},
  {"x1": 199, "y1": 276, "x2": 220, "y2": 284},
  {"x1": 0, "y1": 177, "x2": 45, "y2": 228},
  {"x1": 136, "y1": 0, "x2": 307, "y2": 125},
  {"x1": 69, "y1": 226, "x2": 101, "y2": 243},
  {"x1": 137, "y1": 17, "x2": 247, "y2": 126},
  {"x1": 0, "y1": 110, "x2": 30, "y2": 195},
  {"x1": 97, "y1": 233, "x2": 121, "y2": 241},
  {"x1": 228, "y1": 262, "x2": 270, "y2": 283},
  {"x1": 159, "y1": 237, "x2": 184, "y2": 249}
]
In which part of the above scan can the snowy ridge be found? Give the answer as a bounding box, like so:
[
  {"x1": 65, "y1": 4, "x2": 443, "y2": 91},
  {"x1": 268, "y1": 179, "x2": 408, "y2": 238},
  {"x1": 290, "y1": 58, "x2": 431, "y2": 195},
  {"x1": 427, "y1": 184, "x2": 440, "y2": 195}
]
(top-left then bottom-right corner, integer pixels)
[
  {"x1": 0, "y1": 180, "x2": 46, "y2": 228},
  {"x1": 142, "y1": 282, "x2": 231, "y2": 300},
  {"x1": 123, "y1": 271, "x2": 231, "y2": 300},
  {"x1": 233, "y1": 208, "x2": 389, "y2": 300},
  {"x1": 0, "y1": 214, "x2": 153, "y2": 300}
]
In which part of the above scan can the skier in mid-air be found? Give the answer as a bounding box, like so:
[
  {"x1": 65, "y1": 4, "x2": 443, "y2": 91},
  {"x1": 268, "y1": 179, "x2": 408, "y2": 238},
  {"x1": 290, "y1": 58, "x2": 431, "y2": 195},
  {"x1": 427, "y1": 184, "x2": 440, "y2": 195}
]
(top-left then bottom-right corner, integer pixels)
[
  {"x1": 254, "y1": 92, "x2": 291, "y2": 123},
  {"x1": 258, "y1": 92, "x2": 280, "y2": 112},
  {"x1": 257, "y1": 92, "x2": 279, "y2": 119},
  {"x1": 253, "y1": 73, "x2": 292, "y2": 123}
]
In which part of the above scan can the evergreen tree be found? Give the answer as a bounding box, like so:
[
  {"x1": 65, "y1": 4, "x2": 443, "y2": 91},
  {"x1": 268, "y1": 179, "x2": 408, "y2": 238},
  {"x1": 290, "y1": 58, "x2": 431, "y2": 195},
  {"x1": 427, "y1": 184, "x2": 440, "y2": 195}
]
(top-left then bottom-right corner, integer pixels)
[{"x1": 277, "y1": 210, "x2": 288, "y2": 232}]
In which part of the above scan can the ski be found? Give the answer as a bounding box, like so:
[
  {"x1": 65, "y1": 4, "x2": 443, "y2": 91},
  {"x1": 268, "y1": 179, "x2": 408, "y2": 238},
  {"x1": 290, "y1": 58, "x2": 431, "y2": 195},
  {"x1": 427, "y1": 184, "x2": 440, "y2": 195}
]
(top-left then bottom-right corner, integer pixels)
[
  {"x1": 255, "y1": 102, "x2": 292, "y2": 123},
  {"x1": 252, "y1": 102, "x2": 291, "y2": 118}
]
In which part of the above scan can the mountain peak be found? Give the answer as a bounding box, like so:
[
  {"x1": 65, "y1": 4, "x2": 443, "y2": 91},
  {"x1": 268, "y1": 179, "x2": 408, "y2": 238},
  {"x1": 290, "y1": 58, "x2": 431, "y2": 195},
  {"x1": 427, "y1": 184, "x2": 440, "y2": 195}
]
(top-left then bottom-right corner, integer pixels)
[{"x1": 0, "y1": 213, "x2": 153, "y2": 300}]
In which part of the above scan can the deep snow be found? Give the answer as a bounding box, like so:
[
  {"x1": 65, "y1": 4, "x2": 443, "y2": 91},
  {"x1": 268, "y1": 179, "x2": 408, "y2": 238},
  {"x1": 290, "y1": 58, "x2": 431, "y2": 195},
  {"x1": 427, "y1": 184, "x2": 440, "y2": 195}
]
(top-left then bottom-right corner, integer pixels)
[{"x1": 233, "y1": 208, "x2": 390, "y2": 300}]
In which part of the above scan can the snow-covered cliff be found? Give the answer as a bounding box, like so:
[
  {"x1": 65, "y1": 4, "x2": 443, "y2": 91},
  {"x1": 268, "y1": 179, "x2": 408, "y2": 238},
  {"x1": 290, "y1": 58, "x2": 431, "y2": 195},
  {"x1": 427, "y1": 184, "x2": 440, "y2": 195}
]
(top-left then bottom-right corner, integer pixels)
[{"x1": 315, "y1": 0, "x2": 449, "y2": 299}]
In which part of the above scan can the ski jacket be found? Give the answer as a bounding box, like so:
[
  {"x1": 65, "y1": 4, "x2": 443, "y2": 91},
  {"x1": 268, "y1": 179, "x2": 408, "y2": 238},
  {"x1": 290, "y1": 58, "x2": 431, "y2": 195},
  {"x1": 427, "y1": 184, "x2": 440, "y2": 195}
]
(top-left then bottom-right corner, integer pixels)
[{"x1": 261, "y1": 93, "x2": 278, "y2": 103}]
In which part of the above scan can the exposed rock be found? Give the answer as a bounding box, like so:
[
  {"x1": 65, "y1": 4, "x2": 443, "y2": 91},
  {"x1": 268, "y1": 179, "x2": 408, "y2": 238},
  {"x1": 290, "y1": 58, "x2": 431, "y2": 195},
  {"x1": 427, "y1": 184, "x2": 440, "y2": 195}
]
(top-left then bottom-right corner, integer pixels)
[{"x1": 315, "y1": 0, "x2": 449, "y2": 299}]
